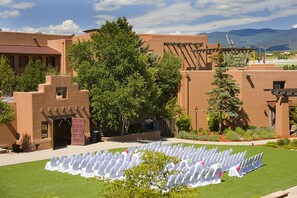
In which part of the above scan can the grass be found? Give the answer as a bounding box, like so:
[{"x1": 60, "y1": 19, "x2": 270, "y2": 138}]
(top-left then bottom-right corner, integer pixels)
[{"x1": 0, "y1": 145, "x2": 297, "y2": 198}]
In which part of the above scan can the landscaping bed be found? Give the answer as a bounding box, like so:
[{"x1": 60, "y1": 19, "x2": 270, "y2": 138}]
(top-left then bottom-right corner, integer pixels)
[{"x1": 101, "y1": 131, "x2": 161, "y2": 142}]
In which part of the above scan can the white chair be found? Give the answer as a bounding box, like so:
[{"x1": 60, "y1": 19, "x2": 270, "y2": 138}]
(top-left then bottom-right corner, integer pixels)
[
  {"x1": 108, "y1": 166, "x2": 118, "y2": 179},
  {"x1": 81, "y1": 162, "x2": 94, "y2": 178},
  {"x1": 45, "y1": 156, "x2": 59, "y2": 171},
  {"x1": 174, "y1": 173, "x2": 184, "y2": 186},
  {"x1": 69, "y1": 160, "x2": 81, "y2": 175},
  {"x1": 166, "y1": 174, "x2": 177, "y2": 189},
  {"x1": 60, "y1": 157, "x2": 72, "y2": 173},
  {"x1": 195, "y1": 169, "x2": 207, "y2": 187},
  {"x1": 181, "y1": 171, "x2": 191, "y2": 186}
]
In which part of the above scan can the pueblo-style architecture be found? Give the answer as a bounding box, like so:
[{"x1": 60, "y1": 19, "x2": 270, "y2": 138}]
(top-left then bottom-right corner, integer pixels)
[
  {"x1": 0, "y1": 29, "x2": 296, "y2": 150},
  {"x1": 0, "y1": 75, "x2": 89, "y2": 150}
]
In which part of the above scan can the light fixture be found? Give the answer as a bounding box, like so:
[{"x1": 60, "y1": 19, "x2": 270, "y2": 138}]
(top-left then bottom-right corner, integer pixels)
[{"x1": 245, "y1": 74, "x2": 251, "y2": 78}]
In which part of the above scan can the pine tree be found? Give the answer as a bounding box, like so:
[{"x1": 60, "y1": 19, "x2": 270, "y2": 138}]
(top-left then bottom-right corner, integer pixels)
[
  {"x1": 206, "y1": 45, "x2": 242, "y2": 133},
  {"x1": 0, "y1": 56, "x2": 15, "y2": 96},
  {"x1": 15, "y1": 60, "x2": 46, "y2": 92}
]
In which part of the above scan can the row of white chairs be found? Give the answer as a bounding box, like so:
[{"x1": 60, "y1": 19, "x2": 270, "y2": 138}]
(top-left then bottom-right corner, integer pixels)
[
  {"x1": 45, "y1": 150, "x2": 142, "y2": 179},
  {"x1": 228, "y1": 153, "x2": 264, "y2": 177},
  {"x1": 165, "y1": 163, "x2": 222, "y2": 190}
]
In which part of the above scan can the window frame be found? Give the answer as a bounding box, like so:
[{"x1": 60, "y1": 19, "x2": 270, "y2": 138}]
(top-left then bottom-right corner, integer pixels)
[
  {"x1": 273, "y1": 81, "x2": 285, "y2": 89},
  {"x1": 41, "y1": 121, "x2": 48, "y2": 139}
]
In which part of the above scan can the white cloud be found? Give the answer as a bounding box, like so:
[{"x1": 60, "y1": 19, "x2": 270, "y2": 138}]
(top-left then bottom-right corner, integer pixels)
[
  {"x1": 10, "y1": 2, "x2": 36, "y2": 9},
  {"x1": 93, "y1": 0, "x2": 165, "y2": 11},
  {"x1": 47, "y1": 19, "x2": 82, "y2": 34},
  {"x1": 0, "y1": 0, "x2": 35, "y2": 19},
  {"x1": 95, "y1": 14, "x2": 116, "y2": 25},
  {"x1": 293, "y1": 24, "x2": 297, "y2": 28},
  {"x1": 0, "y1": 10, "x2": 19, "y2": 18},
  {"x1": 0, "y1": 0, "x2": 12, "y2": 6},
  {"x1": 125, "y1": 0, "x2": 297, "y2": 34},
  {"x1": 3, "y1": 19, "x2": 83, "y2": 35}
]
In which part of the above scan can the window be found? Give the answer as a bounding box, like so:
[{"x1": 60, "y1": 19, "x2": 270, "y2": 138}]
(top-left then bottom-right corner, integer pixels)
[
  {"x1": 33, "y1": 56, "x2": 42, "y2": 63},
  {"x1": 9, "y1": 56, "x2": 14, "y2": 68},
  {"x1": 56, "y1": 87, "x2": 67, "y2": 99},
  {"x1": 273, "y1": 81, "x2": 285, "y2": 89},
  {"x1": 41, "y1": 121, "x2": 48, "y2": 139},
  {"x1": 46, "y1": 56, "x2": 55, "y2": 67},
  {"x1": 19, "y1": 56, "x2": 29, "y2": 68}
]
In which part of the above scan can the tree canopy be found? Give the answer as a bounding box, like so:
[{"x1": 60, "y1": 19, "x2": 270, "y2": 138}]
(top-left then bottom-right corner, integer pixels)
[
  {"x1": 68, "y1": 17, "x2": 182, "y2": 135},
  {"x1": 99, "y1": 150, "x2": 198, "y2": 198},
  {"x1": 0, "y1": 56, "x2": 15, "y2": 96},
  {"x1": 0, "y1": 100, "x2": 14, "y2": 126},
  {"x1": 15, "y1": 60, "x2": 47, "y2": 92},
  {"x1": 206, "y1": 45, "x2": 242, "y2": 133}
]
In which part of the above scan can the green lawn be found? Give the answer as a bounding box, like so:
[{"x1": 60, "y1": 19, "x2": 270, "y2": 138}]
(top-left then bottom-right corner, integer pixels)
[{"x1": 0, "y1": 145, "x2": 297, "y2": 198}]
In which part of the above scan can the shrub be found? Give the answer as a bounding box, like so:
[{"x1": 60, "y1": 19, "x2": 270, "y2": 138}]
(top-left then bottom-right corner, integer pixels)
[
  {"x1": 277, "y1": 139, "x2": 286, "y2": 146},
  {"x1": 176, "y1": 116, "x2": 191, "y2": 132},
  {"x1": 197, "y1": 135, "x2": 208, "y2": 141},
  {"x1": 207, "y1": 114, "x2": 219, "y2": 132},
  {"x1": 225, "y1": 131, "x2": 240, "y2": 141},
  {"x1": 235, "y1": 127, "x2": 246, "y2": 136},
  {"x1": 254, "y1": 127, "x2": 276, "y2": 139},
  {"x1": 291, "y1": 139, "x2": 297, "y2": 147},
  {"x1": 265, "y1": 141, "x2": 278, "y2": 148},
  {"x1": 242, "y1": 125, "x2": 257, "y2": 130},
  {"x1": 175, "y1": 131, "x2": 199, "y2": 140},
  {"x1": 243, "y1": 131, "x2": 253, "y2": 141},
  {"x1": 21, "y1": 134, "x2": 33, "y2": 152},
  {"x1": 99, "y1": 151, "x2": 198, "y2": 197},
  {"x1": 284, "y1": 138, "x2": 291, "y2": 145},
  {"x1": 189, "y1": 130, "x2": 197, "y2": 135},
  {"x1": 198, "y1": 128, "x2": 209, "y2": 136},
  {"x1": 209, "y1": 135, "x2": 219, "y2": 142}
]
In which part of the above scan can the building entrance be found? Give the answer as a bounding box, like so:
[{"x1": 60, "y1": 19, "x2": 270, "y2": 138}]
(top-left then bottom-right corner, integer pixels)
[{"x1": 52, "y1": 116, "x2": 73, "y2": 149}]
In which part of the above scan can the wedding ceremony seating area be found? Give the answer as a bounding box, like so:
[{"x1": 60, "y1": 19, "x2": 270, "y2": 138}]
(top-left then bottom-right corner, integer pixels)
[{"x1": 45, "y1": 142, "x2": 264, "y2": 189}]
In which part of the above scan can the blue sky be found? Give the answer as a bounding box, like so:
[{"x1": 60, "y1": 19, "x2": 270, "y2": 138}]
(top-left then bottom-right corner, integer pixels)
[{"x1": 1, "y1": 0, "x2": 297, "y2": 35}]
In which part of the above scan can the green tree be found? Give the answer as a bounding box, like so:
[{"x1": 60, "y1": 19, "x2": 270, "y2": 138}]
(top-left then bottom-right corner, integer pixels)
[
  {"x1": 0, "y1": 100, "x2": 14, "y2": 126},
  {"x1": 289, "y1": 106, "x2": 297, "y2": 126},
  {"x1": 206, "y1": 45, "x2": 242, "y2": 133},
  {"x1": 156, "y1": 53, "x2": 182, "y2": 108},
  {"x1": 99, "y1": 151, "x2": 198, "y2": 198},
  {"x1": 68, "y1": 17, "x2": 158, "y2": 135},
  {"x1": 0, "y1": 56, "x2": 15, "y2": 96},
  {"x1": 15, "y1": 60, "x2": 47, "y2": 92}
]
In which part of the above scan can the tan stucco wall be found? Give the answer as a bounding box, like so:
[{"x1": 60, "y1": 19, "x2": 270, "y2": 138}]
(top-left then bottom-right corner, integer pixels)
[
  {"x1": 48, "y1": 39, "x2": 73, "y2": 75},
  {"x1": 0, "y1": 102, "x2": 18, "y2": 146},
  {"x1": 180, "y1": 69, "x2": 297, "y2": 135},
  {"x1": 139, "y1": 34, "x2": 212, "y2": 70},
  {"x1": 13, "y1": 75, "x2": 90, "y2": 150},
  {"x1": 0, "y1": 31, "x2": 72, "y2": 47}
]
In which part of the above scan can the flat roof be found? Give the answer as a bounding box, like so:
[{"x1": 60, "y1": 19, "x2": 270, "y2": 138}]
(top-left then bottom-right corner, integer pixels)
[{"x1": 0, "y1": 45, "x2": 61, "y2": 55}]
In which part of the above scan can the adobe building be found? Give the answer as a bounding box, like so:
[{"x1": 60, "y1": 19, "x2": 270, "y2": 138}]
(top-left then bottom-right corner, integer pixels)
[
  {"x1": 0, "y1": 31, "x2": 73, "y2": 75},
  {"x1": 1, "y1": 29, "x2": 296, "y2": 147},
  {"x1": 0, "y1": 75, "x2": 90, "y2": 150}
]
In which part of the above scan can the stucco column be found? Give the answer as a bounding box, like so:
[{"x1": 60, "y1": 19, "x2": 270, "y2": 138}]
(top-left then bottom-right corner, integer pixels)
[{"x1": 275, "y1": 96, "x2": 289, "y2": 137}]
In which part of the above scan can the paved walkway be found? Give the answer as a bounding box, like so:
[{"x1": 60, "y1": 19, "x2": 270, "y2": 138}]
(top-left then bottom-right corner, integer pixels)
[
  {"x1": 1, "y1": 137, "x2": 296, "y2": 167},
  {"x1": 1, "y1": 137, "x2": 297, "y2": 197}
]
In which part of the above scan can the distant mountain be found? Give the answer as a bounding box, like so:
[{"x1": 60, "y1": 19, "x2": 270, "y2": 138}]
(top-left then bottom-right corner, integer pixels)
[{"x1": 199, "y1": 28, "x2": 297, "y2": 51}]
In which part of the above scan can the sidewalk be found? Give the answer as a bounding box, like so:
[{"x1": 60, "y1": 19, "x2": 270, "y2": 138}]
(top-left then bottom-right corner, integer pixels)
[{"x1": 1, "y1": 137, "x2": 295, "y2": 167}]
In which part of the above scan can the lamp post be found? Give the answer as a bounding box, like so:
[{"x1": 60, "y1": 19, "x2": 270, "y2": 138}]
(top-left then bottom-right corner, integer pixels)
[{"x1": 195, "y1": 106, "x2": 198, "y2": 132}]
